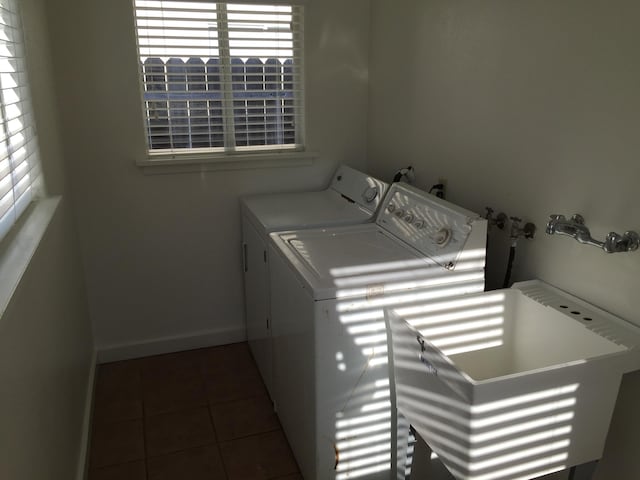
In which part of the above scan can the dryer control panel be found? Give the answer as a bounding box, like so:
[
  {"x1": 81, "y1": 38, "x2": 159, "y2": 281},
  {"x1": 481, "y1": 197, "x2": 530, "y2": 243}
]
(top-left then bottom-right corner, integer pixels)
[
  {"x1": 329, "y1": 165, "x2": 388, "y2": 215},
  {"x1": 377, "y1": 183, "x2": 484, "y2": 270}
]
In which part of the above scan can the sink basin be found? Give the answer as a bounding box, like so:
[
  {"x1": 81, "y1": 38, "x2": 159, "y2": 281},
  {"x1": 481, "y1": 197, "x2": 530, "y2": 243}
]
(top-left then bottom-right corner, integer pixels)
[{"x1": 387, "y1": 280, "x2": 640, "y2": 480}]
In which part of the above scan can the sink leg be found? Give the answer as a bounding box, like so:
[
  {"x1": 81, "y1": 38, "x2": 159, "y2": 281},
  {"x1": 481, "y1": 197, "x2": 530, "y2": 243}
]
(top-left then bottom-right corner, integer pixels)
[{"x1": 568, "y1": 461, "x2": 599, "y2": 480}]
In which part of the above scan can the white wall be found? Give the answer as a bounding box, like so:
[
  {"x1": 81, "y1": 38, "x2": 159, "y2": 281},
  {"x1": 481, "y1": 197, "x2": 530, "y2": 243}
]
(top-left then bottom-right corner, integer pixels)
[
  {"x1": 368, "y1": 0, "x2": 640, "y2": 477},
  {"x1": 0, "y1": 200, "x2": 94, "y2": 480},
  {"x1": 0, "y1": 0, "x2": 94, "y2": 478},
  {"x1": 45, "y1": 0, "x2": 371, "y2": 359}
]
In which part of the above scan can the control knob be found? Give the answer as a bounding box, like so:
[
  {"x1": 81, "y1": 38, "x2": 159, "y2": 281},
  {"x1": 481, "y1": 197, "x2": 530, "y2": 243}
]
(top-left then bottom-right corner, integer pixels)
[
  {"x1": 363, "y1": 186, "x2": 379, "y2": 203},
  {"x1": 432, "y1": 228, "x2": 453, "y2": 247}
]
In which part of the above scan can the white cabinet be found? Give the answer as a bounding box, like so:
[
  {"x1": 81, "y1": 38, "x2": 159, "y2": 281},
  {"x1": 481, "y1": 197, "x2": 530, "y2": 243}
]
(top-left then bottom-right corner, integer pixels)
[{"x1": 242, "y1": 215, "x2": 273, "y2": 399}]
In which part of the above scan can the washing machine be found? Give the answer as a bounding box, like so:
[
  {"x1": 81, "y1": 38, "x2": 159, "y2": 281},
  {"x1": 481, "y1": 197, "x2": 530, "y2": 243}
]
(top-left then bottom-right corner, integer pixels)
[
  {"x1": 268, "y1": 182, "x2": 488, "y2": 480},
  {"x1": 241, "y1": 165, "x2": 388, "y2": 399}
]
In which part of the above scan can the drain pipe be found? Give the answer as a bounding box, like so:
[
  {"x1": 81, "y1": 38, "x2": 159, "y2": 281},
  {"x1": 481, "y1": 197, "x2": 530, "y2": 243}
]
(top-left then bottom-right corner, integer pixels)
[{"x1": 503, "y1": 217, "x2": 536, "y2": 288}]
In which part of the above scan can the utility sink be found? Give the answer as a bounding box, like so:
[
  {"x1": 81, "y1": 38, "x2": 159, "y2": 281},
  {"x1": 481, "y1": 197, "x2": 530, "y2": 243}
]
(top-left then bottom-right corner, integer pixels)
[{"x1": 387, "y1": 280, "x2": 640, "y2": 480}]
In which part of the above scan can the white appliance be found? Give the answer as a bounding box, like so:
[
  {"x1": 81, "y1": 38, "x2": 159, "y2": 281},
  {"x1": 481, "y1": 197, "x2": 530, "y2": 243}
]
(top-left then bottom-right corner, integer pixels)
[
  {"x1": 386, "y1": 281, "x2": 640, "y2": 480},
  {"x1": 241, "y1": 165, "x2": 388, "y2": 399},
  {"x1": 268, "y1": 183, "x2": 488, "y2": 480}
]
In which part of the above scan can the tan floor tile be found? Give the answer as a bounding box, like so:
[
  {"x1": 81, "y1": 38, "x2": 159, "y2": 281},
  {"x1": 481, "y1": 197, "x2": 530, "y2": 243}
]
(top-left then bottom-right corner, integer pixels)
[
  {"x1": 147, "y1": 444, "x2": 227, "y2": 480},
  {"x1": 93, "y1": 394, "x2": 143, "y2": 424},
  {"x1": 143, "y1": 375, "x2": 208, "y2": 417},
  {"x1": 211, "y1": 395, "x2": 279, "y2": 441},
  {"x1": 89, "y1": 345, "x2": 301, "y2": 480},
  {"x1": 94, "y1": 360, "x2": 143, "y2": 423},
  {"x1": 89, "y1": 460, "x2": 146, "y2": 480},
  {"x1": 141, "y1": 349, "x2": 203, "y2": 388},
  {"x1": 220, "y1": 430, "x2": 298, "y2": 480},
  {"x1": 200, "y1": 342, "x2": 257, "y2": 378},
  {"x1": 205, "y1": 367, "x2": 267, "y2": 404},
  {"x1": 96, "y1": 360, "x2": 142, "y2": 396},
  {"x1": 90, "y1": 419, "x2": 145, "y2": 469},
  {"x1": 145, "y1": 407, "x2": 216, "y2": 457}
]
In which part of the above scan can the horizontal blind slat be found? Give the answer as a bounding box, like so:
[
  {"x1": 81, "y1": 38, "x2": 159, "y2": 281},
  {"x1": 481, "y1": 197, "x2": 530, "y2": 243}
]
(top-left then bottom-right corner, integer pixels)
[
  {"x1": 0, "y1": 166, "x2": 11, "y2": 198},
  {"x1": 0, "y1": 189, "x2": 15, "y2": 222},
  {"x1": 12, "y1": 182, "x2": 32, "y2": 219}
]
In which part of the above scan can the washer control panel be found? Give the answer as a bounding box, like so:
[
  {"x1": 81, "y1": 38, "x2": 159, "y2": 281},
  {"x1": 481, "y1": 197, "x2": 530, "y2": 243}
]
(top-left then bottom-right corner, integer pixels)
[{"x1": 377, "y1": 183, "x2": 479, "y2": 269}]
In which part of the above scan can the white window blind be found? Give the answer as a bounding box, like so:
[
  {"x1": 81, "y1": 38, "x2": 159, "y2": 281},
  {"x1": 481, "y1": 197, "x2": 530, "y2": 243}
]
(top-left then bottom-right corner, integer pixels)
[
  {"x1": 0, "y1": 0, "x2": 42, "y2": 242},
  {"x1": 134, "y1": 1, "x2": 305, "y2": 155}
]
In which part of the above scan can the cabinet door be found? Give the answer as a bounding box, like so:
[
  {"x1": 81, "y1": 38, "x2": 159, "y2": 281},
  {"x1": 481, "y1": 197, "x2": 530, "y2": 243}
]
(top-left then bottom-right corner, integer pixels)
[{"x1": 242, "y1": 216, "x2": 273, "y2": 398}]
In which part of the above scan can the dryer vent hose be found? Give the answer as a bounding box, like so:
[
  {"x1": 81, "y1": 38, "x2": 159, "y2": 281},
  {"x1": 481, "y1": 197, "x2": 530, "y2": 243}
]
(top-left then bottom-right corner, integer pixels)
[
  {"x1": 393, "y1": 166, "x2": 415, "y2": 184},
  {"x1": 502, "y1": 244, "x2": 516, "y2": 288}
]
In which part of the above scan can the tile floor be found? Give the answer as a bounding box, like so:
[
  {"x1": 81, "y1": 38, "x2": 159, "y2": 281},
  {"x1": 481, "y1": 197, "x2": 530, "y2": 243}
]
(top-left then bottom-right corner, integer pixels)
[{"x1": 89, "y1": 342, "x2": 302, "y2": 480}]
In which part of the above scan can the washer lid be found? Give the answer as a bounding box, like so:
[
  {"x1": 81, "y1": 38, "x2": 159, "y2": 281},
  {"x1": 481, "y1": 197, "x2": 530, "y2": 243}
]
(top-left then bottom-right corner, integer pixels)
[
  {"x1": 242, "y1": 165, "x2": 388, "y2": 233},
  {"x1": 271, "y1": 224, "x2": 448, "y2": 301}
]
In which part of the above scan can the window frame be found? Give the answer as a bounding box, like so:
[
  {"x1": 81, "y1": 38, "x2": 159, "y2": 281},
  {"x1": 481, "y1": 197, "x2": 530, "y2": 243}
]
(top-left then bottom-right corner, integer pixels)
[{"x1": 132, "y1": 0, "x2": 307, "y2": 166}]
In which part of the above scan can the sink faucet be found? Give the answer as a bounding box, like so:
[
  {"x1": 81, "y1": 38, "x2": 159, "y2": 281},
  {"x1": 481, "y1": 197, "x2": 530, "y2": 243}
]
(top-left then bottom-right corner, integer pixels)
[
  {"x1": 546, "y1": 214, "x2": 600, "y2": 247},
  {"x1": 546, "y1": 214, "x2": 640, "y2": 253}
]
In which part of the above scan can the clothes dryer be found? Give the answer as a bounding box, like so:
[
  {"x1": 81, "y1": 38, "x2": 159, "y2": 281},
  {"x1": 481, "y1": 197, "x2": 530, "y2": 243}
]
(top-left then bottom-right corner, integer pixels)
[
  {"x1": 241, "y1": 165, "x2": 388, "y2": 399},
  {"x1": 268, "y1": 183, "x2": 488, "y2": 480}
]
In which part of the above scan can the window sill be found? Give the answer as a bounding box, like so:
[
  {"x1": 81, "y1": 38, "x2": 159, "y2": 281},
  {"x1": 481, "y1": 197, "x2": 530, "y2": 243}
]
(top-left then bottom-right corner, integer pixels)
[
  {"x1": 137, "y1": 150, "x2": 319, "y2": 175},
  {"x1": 0, "y1": 196, "x2": 61, "y2": 321}
]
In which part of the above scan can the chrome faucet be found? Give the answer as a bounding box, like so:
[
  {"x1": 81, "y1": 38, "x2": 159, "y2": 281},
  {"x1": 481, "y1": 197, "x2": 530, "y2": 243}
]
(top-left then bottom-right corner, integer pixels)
[
  {"x1": 546, "y1": 214, "x2": 599, "y2": 247},
  {"x1": 546, "y1": 214, "x2": 640, "y2": 253}
]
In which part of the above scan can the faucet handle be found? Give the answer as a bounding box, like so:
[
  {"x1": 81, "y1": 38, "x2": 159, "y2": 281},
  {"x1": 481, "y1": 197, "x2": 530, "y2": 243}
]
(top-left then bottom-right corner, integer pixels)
[
  {"x1": 495, "y1": 212, "x2": 508, "y2": 230},
  {"x1": 510, "y1": 216, "x2": 522, "y2": 235},
  {"x1": 625, "y1": 231, "x2": 640, "y2": 252},
  {"x1": 523, "y1": 222, "x2": 536, "y2": 239},
  {"x1": 546, "y1": 215, "x2": 561, "y2": 234},
  {"x1": 604, "y1": 232, "x2": 623, "y2": 253},
  {"x1": 604, "y1": 231, "x2": 640, "y2": 253},
  {"x1": 571, "y1": 214, "x2": 585, "y2": 225},
  {"x1": 485, "y1": 207, "x2": 507, "y2": 230}
]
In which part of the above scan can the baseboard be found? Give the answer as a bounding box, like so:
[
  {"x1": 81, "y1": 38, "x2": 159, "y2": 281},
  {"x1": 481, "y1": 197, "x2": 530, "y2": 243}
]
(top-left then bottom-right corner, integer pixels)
[
  {"x1": 76, "y1": 349, "x2": 97, "y2": 480},
  {"x1": 96, "y1": 326, "x2": 247, "y2": 363}
]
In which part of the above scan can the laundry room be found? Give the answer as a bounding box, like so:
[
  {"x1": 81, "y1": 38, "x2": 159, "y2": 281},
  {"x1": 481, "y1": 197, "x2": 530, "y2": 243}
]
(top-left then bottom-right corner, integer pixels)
[{"x1": 1, "y1": 0, "x2": 638, "y2": 479}]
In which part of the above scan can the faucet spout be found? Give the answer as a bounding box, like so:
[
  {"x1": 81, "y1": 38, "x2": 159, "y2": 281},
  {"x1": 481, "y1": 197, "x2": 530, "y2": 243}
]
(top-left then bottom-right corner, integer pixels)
[
  {"x1": 546, "y1": 214, "x2": 591, "y2": 239},
  {"x1": 573, "y1": 230, "x2": 605, "y2": 249}
]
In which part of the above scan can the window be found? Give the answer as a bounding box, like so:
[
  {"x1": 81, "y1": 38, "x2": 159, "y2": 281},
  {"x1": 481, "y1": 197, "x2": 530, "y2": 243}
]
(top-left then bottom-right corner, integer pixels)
[
  {"x1": 133, "y1": 0, "x2": 304, "y2": 158},
  {"x1": 0, "y1": 0, "x2": 43, "y2": 242}
]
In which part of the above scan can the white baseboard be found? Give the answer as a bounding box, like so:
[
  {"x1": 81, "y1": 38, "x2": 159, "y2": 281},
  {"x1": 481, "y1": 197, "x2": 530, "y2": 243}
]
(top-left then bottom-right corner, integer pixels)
[
  {"x1": 76, "y1": 349, "x2": 97, "y2": 480},
  {"x1": 96, "y1": 326, "x2": 247, "y2": 363}
]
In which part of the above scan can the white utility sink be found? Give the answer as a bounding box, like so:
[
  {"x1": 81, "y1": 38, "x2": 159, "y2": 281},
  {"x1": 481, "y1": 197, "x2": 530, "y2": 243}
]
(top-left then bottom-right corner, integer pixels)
[{"x1": 387, "y1": 280, "x2": 640, "y2": 480}]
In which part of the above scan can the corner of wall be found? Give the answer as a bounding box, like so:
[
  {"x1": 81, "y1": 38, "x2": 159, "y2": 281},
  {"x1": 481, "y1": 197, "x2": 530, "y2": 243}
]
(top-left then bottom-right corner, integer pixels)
[{"x1": 75, "y1": 349, "x2": 98, "y2": 480}]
